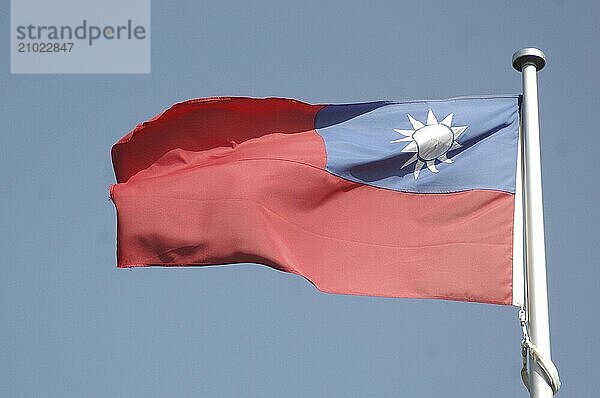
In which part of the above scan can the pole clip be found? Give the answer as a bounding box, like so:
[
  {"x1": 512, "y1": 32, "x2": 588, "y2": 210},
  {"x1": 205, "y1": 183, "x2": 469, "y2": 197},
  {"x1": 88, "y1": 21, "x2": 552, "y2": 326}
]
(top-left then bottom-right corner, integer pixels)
[{"x1": 519, "y1": 308, "x2": 561, "y2": 395}]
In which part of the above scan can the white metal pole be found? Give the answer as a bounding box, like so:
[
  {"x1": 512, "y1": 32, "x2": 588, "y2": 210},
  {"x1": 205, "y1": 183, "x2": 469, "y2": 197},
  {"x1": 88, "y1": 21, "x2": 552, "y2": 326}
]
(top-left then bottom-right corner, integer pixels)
[{"x1": 512, "y1": 48, "x2": 553, "y2": 398}]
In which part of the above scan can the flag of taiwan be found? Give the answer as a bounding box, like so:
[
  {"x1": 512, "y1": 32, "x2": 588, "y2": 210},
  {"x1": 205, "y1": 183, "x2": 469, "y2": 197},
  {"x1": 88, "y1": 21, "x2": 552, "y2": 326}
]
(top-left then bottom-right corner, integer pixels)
[{"x1": 110, "y1": 96, "x2": 524, "y2": 306}]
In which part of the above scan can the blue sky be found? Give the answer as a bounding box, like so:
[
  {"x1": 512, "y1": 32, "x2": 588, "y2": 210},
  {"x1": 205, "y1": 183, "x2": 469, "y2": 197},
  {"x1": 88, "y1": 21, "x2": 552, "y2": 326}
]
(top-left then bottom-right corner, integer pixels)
[{"x1": 1, "y1": 1, "x2": 598, "y2": 396}]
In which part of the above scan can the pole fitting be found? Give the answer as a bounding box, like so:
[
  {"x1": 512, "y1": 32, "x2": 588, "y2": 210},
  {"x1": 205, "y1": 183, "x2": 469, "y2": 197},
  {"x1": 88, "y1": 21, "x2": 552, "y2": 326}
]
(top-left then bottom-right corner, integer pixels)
[{"x1": 512, "y1": 48, "x2": 546, "y2": 72}]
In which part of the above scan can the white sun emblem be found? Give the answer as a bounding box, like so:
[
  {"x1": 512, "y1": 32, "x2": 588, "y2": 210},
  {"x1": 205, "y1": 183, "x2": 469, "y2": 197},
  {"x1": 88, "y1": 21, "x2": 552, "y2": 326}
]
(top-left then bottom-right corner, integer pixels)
[{"x1": 391, "y1": 109, "x2": 468, "y2": 179}]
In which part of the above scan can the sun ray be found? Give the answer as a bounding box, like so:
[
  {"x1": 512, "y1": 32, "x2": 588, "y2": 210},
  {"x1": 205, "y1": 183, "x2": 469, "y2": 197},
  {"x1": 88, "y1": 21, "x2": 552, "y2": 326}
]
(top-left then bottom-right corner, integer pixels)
[
  {"x1": 401, "y1": 141, "x2": 418, "y2": 153},
  {"x1": 401, "y1": 153, "x2": 418, "y2": 168},
  {"x1": 438, "y1": 153, "x2": 453, "y2": 163},
  {"x1": 450, "y1": 142, "x2": 462, "y2": 150},
  {"x1": 440, "y1": 113, "x2": 453, "y2": 127},
  {"x1": 426, "y1": 109, "x2": 438, "y2": 125},
  {"x1": 413, "y1": 159, "x2": 424, "y2": 179},
  {"x1": 451, "y1": 126, "x2": 467, "y2": 139},
  {"x1": 393, "y1": 129, "x2": 414, "y2": 136},
  {"x1": 390, "y1": 137, "x2": 413, "y2": 143},
  {"x1": 407, "y1": 114, "x2": 424, "y2": 130},
  {"x1": 426, "y1": 160, "x2": 438, "y2": 173}
]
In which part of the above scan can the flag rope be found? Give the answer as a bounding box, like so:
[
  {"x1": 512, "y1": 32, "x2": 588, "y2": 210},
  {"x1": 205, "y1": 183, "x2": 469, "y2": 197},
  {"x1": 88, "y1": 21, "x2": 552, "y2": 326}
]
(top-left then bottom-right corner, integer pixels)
[{"x1": 519, "y1": 308, "x2": 561, "y2": 394}]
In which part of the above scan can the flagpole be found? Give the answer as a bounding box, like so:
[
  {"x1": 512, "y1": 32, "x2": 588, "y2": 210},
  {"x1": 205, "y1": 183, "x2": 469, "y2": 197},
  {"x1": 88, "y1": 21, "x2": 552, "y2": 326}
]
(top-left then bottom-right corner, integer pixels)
[{"x1": 512, "y1": 48, "x2": 553, "y2": 398}]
